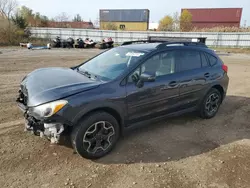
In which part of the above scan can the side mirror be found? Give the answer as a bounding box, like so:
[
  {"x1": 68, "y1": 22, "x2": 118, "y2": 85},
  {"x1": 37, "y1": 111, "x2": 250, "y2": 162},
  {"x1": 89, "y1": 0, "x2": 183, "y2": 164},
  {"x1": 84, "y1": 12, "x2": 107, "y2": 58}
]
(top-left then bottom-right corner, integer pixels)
[
  {"x1": 135, "y1": 73, "x2": 156, "y2": 88},
  {"x1": 140, "y1": 73, "x2": 156, "y2": 82}
]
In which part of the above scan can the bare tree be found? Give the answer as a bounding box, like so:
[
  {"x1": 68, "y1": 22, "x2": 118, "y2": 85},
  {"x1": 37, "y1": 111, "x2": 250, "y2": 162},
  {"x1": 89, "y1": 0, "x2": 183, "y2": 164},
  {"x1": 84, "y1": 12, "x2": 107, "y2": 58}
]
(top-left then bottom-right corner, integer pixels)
[
  {"x1": 0, "y1": 0, "x2": 18, "y2": 42},
  {"x1": 54, "y1": 12, "x2": 70, "y2": 27},
  {"x1": 54, "y1": 12, "x2": 69, "y2": 22},
  {"x1": 173, "y1": 12, "x2": 180, "y2": 31},
  {"x1": 94, "y1": 14, "x2": 99, "y2": 28},
  {"x1": 0, "y1": 0, "x2": 17, "y2": 19}
]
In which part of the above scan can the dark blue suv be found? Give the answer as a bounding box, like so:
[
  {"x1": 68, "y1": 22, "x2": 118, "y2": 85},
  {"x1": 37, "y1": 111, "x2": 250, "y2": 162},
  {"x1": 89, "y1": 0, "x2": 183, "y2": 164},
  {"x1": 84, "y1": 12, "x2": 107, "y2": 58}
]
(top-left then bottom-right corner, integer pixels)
[{"x1": 17, "y1": 41, "x2": 229, "y2": 159}]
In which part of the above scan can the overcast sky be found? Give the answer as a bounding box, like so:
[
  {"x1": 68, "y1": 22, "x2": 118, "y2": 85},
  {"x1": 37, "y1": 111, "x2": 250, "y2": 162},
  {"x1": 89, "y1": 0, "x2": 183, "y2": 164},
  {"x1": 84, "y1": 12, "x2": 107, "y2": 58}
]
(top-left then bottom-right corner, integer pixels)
[{"x1": 18, "y1": 0, "x2": 250, "y2": 26}]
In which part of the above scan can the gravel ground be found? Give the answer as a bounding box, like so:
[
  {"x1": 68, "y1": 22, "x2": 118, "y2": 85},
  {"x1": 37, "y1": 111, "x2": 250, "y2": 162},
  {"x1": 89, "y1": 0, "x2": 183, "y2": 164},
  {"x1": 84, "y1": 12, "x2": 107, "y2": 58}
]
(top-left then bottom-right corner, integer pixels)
[{"x1": 0, "y1": 48, "x2": 250, "y2": 188}]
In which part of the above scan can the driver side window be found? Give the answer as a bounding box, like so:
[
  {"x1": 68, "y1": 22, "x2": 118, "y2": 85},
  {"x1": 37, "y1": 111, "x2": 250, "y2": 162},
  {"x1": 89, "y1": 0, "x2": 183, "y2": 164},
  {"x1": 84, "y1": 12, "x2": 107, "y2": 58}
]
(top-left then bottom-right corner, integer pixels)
[{"x1": 128, "y1": 51, "x2": 177, "y2": 83}]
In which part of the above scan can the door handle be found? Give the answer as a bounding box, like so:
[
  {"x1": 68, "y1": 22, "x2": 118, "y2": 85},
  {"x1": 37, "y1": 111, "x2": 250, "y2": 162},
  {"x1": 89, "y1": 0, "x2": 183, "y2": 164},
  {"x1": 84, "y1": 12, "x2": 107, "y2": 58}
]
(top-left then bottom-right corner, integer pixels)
[
  {"x1": 168, "y1": 81, "x2": 178, "y2": 87},
  {"x1": 160, "y1": 81, "x2": 179, "y2": 90},
  {"x1": 204, "y1": 73, "x2": 210, "y2": 78}
]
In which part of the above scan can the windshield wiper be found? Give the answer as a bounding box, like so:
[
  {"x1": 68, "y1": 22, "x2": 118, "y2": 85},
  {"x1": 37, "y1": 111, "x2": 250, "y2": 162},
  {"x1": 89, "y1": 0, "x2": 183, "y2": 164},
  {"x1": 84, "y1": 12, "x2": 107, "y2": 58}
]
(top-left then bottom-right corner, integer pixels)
[
  {"x1": 77, "y1": 69, "x2": 100, "y2": 81},
  {"x1": 77, "y1": 68, "x2": 91, "y2": 78},
  {"x1": 82, "y1": 71, "x2": 91, "y2": 78}
]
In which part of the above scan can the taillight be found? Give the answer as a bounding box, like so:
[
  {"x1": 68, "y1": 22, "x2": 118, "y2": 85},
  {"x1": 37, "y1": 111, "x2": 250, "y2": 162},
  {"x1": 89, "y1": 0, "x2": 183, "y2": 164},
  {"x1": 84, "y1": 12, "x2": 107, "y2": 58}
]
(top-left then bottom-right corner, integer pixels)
[{"x1": 222, "y1": 64, "x2": 228, "y2": 73}]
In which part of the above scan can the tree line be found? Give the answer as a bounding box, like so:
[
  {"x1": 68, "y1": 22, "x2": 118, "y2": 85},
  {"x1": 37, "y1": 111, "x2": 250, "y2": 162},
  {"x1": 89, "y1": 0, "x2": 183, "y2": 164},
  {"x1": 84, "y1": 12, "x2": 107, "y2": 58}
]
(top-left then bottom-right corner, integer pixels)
[
  {"x1": 10, "y1": 6, "x2": 85, "y2": 29},
  {"x1": 158, "y1": 10, "x2": 193, "y2": 32},
  {"x1": 0, "y1": 0, "x2": 86, "y2": 29},
  {"x1": 0, "y1": 0, "x2": 88, "y2": 44}
]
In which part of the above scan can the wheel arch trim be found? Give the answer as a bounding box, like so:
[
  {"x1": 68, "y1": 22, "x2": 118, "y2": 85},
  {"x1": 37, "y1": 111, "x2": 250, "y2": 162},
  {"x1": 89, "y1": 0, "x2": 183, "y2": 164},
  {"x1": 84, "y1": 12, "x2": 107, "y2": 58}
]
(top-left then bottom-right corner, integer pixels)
[{"x1": 71, "y1": 102, "x2": 125, "y2": 129}]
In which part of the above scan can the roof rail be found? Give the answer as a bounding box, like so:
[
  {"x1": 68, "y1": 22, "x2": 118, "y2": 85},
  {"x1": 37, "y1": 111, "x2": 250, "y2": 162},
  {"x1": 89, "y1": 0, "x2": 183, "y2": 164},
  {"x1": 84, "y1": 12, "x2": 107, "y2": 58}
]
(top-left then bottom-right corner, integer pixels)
[
  {"x1": 121, "y1": 40, "x2": 168, "y2": 46},
  {"x1": 156, "y1": 42, "x2": 208, "y2": 49},
  {"x1": 121, "y1": 40, "x2": 208, "y2": 49},
  {"x1": 148, "y1": 36, "x2": 207, "y2": 44}
]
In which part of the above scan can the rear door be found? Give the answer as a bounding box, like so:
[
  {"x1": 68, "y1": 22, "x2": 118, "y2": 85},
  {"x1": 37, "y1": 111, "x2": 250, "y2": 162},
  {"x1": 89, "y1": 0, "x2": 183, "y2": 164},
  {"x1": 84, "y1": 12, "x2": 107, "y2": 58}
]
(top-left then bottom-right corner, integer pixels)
[
  {"x1": 125, "y1": 50, "x2": 180, "y2": 126},
  {"x1": 177, "y1": 49, "x2": 211, "y2": 109}
]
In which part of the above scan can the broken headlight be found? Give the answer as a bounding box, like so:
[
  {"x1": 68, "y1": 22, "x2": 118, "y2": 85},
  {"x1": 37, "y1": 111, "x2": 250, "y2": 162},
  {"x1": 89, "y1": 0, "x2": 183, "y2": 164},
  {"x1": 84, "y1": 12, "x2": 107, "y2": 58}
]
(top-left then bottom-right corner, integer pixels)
[{"x1": 30, "y1": 100, "x2": 68, "y2": 118}]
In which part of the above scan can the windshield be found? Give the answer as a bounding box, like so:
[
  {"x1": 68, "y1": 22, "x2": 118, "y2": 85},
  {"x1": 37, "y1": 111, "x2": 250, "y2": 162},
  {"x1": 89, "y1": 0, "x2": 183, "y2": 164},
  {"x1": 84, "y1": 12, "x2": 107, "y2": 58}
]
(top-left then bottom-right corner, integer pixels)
[{"x1": 78, "y1": 47, "x2": 147, "y2": 81}]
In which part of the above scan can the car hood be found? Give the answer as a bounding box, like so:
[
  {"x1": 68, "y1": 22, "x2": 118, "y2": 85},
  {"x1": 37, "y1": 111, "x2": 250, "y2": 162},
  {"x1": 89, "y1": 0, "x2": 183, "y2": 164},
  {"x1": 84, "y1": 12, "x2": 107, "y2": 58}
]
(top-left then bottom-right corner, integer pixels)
[{"x1": 20, "y1": 67, "x2": 100, "y2": 107}]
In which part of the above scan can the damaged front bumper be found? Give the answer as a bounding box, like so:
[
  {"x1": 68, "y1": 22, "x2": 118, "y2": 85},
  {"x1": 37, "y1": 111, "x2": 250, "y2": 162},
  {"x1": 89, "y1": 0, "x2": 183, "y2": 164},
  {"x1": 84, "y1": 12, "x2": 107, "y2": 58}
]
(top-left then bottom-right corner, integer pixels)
[
  {"x1": 24, "y1": 113, "x2": 64, "y2": 144},
  {"x1": 17, "y1": 102, "x2": 65, "y2": 144}
]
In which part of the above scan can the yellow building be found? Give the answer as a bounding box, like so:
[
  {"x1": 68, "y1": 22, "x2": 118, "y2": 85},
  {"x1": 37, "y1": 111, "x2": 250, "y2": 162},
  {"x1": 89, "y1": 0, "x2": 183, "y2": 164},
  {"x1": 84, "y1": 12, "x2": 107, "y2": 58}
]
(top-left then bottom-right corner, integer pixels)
[
  {"x1": 100, "y1": 9, "x2": 150, "y2": 31},
  {"x1": 100, "y1": 21, "x2": 148, "y2": 31}
]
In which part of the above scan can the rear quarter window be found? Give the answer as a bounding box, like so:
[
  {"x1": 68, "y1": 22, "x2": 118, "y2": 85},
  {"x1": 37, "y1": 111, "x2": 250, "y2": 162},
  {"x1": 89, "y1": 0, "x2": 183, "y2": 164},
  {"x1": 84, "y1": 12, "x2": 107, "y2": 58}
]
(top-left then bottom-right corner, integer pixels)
[
  {"x1": 200, "y1": 52, "x2": 209, "y2": 67},
  {"x1": 206, "y1": 53, "x2": 218, "y2": 66}
]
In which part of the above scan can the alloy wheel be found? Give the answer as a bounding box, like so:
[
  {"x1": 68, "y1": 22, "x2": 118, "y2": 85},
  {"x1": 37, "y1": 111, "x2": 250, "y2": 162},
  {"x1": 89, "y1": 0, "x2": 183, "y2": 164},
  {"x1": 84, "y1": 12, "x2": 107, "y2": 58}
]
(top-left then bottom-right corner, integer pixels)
[
  {"x1": 205, "y1": 93, "x2": 220, "y2": 115},
  {"x1": 83, "y1": 121, "x2": 115, "y2": 154}
]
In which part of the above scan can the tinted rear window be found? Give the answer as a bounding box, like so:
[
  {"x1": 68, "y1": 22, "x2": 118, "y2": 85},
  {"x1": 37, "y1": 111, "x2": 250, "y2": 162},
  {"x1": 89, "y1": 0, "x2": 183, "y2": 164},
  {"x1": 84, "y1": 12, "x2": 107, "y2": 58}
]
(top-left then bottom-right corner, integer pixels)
[
  {"x1": 206, "y1": 53, "x2": 218, "y2": 66},
  {"x1": 201, "y1": 52, "x2": 209, "y2": 67},
  {"x1": 180, "y1": 50, "x2": 201, "y2": 71}
]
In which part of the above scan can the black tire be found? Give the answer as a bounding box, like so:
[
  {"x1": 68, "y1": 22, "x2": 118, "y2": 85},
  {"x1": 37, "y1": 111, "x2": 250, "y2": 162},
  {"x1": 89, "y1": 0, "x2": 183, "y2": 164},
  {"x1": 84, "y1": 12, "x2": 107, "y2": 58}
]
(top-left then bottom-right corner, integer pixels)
[
  {"x1": 99, "y1": 44, "x2": 104, "y2": 49},
  {"x1": 71, "y1": 111, "x2": 120, "y2": 159},
  {"x1": 199, "y1": 88, "x2": 222, "y2": 119}
]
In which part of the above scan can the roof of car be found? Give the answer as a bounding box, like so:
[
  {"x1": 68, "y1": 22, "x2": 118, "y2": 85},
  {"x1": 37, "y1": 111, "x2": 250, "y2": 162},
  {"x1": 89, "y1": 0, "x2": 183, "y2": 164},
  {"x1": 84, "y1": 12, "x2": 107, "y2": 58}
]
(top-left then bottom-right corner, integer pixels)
[{"x1": 119, "y1": 42, "x2": 214, "y2": 54}]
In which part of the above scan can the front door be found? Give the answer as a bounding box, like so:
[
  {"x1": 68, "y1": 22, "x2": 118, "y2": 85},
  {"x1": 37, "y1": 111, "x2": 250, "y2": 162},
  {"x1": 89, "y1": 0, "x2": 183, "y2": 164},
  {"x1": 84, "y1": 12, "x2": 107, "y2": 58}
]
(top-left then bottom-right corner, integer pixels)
[{"x1": 125, "y1": 50, "x2": 180, "y2": 126}]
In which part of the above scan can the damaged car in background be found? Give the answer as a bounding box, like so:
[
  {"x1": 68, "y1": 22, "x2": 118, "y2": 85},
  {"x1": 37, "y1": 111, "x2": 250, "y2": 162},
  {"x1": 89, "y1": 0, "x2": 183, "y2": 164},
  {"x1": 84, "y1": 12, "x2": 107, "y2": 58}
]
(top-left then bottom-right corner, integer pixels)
[{"x1": 17, "y1": 40, "x2": 229, "y2": 159}]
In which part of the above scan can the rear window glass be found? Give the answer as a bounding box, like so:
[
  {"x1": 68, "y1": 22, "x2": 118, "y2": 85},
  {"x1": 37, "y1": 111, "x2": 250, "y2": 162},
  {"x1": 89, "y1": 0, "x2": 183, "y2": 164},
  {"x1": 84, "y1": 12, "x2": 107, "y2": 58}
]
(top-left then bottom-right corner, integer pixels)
[{"x1": 180, "y1": 50, "x2": 201, "y2": 71}]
